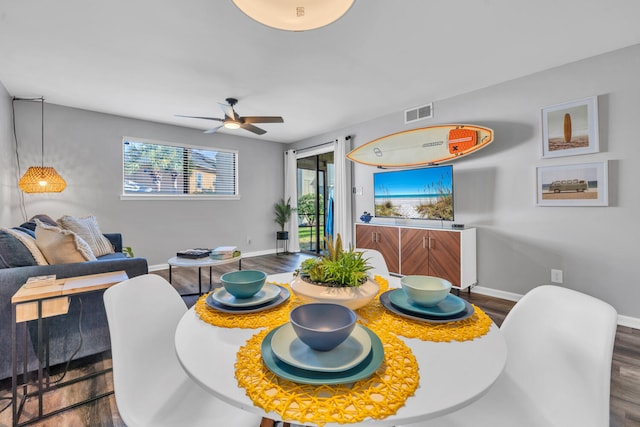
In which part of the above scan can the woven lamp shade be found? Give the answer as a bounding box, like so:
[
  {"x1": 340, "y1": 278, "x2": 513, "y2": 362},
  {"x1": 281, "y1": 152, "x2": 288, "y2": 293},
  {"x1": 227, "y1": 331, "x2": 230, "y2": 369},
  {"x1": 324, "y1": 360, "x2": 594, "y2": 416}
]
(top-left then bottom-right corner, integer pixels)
[{"x1": 19, "y1": 166, "x2": 67, "y2": 193}]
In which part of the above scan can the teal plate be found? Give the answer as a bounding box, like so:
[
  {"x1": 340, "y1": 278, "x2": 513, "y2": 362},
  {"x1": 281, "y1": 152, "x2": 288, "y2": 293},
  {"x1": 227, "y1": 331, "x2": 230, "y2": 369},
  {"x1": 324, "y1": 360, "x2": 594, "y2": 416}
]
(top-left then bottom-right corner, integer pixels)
[
  {"x1": 380, "y1": 290, "x2": 474, "y2": 324},
  {"x1": 261, "y1": 325, "x2": 384, "y2": 385},
  {"x1": 206, "y1": 286, "x2": 289, "y2": 313},
  {"x1": 212, "y1": 283, "x2": 280, "y2": 307},
  {"x1": 389, "y1": 289, "x2": 466, "y2": 317},
  {"x1": 270, "y1": 323, "x2": 372, "y2": 372}
]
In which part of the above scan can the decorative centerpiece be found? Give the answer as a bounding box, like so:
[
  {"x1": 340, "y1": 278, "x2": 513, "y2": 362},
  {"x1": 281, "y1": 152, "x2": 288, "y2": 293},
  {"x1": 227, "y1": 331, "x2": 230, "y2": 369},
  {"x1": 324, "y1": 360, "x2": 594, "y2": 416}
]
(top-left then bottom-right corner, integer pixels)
[{"x1": 291, "y1": 234, "x2": 379, "y2": 310}]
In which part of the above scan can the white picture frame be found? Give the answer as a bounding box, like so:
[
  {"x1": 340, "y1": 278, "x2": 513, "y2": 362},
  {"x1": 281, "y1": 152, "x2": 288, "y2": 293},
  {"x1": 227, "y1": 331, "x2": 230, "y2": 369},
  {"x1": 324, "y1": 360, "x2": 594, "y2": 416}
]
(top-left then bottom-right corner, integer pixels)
[
  {"x1": 541, "y1": 96, "x2": 599, "y2": 158},
  {"x1": 536, "y1": 161, "x2": 608, "y2": 207}
]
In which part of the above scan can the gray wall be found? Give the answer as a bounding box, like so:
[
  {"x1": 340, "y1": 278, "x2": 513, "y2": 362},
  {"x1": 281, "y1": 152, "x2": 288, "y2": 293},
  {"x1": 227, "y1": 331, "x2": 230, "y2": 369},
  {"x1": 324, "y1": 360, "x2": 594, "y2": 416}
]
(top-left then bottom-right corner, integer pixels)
[
  {"x1": 0, "y1": 83, "x2": 20, "y2": 226},
  {"x1": 3, "y1": 45, "x2": 639, "y2": 321},
  {"x1": 5, "y1": 101, "x2": 286, "y2": 265},
  {"x1": 295, "y1": 44, "x2": 640, "y2": 322}
]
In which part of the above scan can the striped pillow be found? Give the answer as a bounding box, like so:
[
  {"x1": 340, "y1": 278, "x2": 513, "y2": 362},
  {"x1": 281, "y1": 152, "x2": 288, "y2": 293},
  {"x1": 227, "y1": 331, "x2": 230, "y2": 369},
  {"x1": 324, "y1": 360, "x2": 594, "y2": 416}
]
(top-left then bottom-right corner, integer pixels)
[{"x1": 57, "y1": 215, "x2": 115, "y2": 257}]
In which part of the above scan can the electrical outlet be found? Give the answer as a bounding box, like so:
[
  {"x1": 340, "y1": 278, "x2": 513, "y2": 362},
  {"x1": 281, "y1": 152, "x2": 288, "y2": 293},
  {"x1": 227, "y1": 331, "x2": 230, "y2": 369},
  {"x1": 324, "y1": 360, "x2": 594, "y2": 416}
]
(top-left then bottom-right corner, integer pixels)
[{"x1": 551, "y1": 269, "x2": 563, "y2": 284}]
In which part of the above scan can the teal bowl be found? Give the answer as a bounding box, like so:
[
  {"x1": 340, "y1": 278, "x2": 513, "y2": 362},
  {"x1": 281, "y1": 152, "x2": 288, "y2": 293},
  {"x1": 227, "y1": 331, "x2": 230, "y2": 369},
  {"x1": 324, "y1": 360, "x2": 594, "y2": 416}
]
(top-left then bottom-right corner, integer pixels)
[
  {"x1": 401, "y1": 275, "x2": 452, "y2": 307},
  {"x1": 220, "y1": 270, "x2": 267, "y2": 299}
]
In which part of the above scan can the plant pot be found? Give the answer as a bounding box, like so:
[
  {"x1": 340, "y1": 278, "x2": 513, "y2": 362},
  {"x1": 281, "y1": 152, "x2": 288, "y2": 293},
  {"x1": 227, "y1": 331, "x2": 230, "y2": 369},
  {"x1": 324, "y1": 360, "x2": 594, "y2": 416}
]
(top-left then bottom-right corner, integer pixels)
[
  {"x1": 276, "y1": 231, "x2": 289, "y2": 240},
  {"x1": 290, "y1": 276, "x2": 380, "y2": 310}
]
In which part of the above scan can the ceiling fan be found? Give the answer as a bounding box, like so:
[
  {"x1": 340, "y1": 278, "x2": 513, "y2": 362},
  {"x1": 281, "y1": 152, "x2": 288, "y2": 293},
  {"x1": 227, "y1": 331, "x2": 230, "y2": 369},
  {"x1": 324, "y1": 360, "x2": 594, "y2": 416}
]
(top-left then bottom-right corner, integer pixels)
[{"x1": 176, "y1": 98, "x2": 284, "y2": 135}]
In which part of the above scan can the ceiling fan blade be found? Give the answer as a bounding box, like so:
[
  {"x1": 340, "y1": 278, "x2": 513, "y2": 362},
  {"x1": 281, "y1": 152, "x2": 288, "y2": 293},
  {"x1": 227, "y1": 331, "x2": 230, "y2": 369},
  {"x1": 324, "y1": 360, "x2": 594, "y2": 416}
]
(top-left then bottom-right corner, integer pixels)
[
  {"x1": 218, "y1": 103, "x2": 237, "y2": 120},
  {"x1": 242, "y1": 116, "x2": 284, "y2": 124},
  {"x1": 204, "y1": 125, "x2": 224, "y2": 134},
  {"x1": 176, "y1": 114, "x2": 224, "y2": 122},
  {"x1": 240, "y1": 123, "x2": 267, "y2": 135}
]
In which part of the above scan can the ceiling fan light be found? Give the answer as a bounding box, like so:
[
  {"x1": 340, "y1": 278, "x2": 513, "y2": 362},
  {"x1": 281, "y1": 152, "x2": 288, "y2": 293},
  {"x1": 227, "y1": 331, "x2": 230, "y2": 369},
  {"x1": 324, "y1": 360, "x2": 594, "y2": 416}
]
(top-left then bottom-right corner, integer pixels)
[
  {"x1": 232, "y1": 0, "x2": 355, "y2": 31},
  {"x1": 19, "y1": 166, "x2": 67, "y2": 193},
  {"x1": 224, "y1": 120, "x2": 241, "y2": 130}
]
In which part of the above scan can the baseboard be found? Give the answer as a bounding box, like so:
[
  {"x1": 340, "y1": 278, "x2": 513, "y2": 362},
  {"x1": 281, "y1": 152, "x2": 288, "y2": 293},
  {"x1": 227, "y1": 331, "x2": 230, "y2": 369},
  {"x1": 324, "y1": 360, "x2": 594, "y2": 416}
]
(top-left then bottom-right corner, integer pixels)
[
  {"x1": 473, "y1": 285, "x2": 639, "y2": 330},
  {"x1": 617, "y1": 315, "x2": 640, "y2": 330},
  {"x1": 471, "y1": 285, "x2": 523, "y2": 303}
]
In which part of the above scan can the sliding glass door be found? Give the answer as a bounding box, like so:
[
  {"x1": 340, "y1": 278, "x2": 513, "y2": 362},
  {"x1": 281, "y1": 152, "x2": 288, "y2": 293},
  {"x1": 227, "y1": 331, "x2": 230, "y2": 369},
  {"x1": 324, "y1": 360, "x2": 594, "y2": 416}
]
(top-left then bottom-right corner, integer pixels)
[{"x1": 296, "y1": 151, "x2": 334, "y2": 254}]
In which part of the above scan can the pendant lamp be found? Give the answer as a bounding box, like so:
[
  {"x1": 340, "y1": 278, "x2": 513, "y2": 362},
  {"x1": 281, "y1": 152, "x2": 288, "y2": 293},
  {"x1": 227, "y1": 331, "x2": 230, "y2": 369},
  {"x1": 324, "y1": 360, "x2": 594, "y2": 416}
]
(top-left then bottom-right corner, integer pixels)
[
  {"x1": 18, "y1": 98, "x2": 67, "y2": 193},
  {"x1": 232, "y1": 0, "x2": 355, "y2": 31}
]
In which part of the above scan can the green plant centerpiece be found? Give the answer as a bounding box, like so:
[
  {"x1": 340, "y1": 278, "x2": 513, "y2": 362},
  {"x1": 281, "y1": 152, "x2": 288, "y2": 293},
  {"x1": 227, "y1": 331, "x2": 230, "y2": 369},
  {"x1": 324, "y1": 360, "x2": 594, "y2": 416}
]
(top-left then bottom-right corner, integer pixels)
[
  {"x1": 296, "y1": 234, "x2": 370, "y2": 287},
  {"x1": 291, "y1": 234, "x2": 380, "y2": 310}
]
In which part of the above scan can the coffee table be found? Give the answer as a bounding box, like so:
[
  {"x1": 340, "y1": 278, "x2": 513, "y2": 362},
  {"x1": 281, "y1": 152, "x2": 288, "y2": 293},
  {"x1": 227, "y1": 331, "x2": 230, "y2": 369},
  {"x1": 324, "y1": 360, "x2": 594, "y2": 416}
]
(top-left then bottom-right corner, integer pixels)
[{"x1": 167, "y1": 255, "x2": 242, "y2": 296}]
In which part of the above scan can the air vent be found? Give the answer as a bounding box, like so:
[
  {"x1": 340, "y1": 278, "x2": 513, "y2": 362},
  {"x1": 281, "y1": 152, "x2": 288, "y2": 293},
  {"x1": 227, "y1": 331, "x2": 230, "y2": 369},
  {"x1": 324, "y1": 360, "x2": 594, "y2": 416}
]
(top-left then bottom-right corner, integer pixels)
[{"x1": 404, "y1": 103, "x2": 433, "y2": 124}]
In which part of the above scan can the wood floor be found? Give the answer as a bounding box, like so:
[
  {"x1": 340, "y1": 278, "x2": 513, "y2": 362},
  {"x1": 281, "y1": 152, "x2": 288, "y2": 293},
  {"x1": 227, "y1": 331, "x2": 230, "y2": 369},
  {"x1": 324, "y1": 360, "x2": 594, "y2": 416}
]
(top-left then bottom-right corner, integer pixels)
[{"x1": 0, "y1": 252, "x2": 638, "y2": 426}]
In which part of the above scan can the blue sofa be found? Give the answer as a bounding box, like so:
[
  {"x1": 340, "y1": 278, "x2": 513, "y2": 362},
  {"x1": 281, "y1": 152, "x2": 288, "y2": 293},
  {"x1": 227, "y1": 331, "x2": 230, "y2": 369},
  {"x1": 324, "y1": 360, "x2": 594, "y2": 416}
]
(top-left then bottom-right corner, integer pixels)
[{"x1": 0, "y1": 231, "x2": 148, "y2": 380}]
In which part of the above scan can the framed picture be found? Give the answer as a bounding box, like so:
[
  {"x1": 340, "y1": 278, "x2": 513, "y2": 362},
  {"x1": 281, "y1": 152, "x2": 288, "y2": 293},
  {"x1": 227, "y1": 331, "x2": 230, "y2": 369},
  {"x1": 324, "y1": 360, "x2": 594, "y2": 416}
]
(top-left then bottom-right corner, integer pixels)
[
  {"x1": 541, "y1": 96, "x2": 599, "y2": 158},
  {"x1": 536, "y1": 161, "x2": 608, "y2": 206}
]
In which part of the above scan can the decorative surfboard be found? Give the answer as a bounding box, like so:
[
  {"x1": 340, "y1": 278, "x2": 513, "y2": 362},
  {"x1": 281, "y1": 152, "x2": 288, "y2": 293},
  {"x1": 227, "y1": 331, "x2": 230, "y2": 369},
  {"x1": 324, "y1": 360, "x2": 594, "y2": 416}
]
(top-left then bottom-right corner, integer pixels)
[{"x1": 346, "y1": 124, "x2": 494, "y2": 167}]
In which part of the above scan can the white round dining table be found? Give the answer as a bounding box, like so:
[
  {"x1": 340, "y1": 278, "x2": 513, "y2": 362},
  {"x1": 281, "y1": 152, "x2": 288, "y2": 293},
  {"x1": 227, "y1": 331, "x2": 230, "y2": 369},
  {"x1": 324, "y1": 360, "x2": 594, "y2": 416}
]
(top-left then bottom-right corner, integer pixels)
[{"x1": 174, "y1": 272, "x2": 507, "y2": 426}]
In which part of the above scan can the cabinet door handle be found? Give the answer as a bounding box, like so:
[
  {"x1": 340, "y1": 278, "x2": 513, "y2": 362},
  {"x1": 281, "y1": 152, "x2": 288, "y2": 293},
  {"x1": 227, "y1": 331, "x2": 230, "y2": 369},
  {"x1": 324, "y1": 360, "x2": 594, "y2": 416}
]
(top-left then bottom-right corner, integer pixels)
[
  {"x1": 422, "y1": 236, "x2": 426, "y2": 249},
  {"x1": 371, "y1": 232, "x2": 375, "y2": 243},
  {"x1": 428, "y1": 237, "x2": 433, "y2": 249}
]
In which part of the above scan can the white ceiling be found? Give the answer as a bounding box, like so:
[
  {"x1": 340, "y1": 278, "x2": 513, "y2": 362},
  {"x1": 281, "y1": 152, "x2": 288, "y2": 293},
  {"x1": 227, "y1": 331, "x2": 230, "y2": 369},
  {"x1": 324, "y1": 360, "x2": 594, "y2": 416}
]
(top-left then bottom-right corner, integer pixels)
[{"x1": 1, "y1": 0, "x2": 640, "y2": 143}]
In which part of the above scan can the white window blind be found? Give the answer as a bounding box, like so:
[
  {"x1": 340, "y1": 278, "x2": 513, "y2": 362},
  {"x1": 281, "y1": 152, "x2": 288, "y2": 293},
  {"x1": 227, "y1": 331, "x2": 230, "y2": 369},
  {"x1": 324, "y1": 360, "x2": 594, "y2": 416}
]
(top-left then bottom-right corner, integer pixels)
[{"x1": 122, "y1": 137, "x2": 238, "y2": 197}]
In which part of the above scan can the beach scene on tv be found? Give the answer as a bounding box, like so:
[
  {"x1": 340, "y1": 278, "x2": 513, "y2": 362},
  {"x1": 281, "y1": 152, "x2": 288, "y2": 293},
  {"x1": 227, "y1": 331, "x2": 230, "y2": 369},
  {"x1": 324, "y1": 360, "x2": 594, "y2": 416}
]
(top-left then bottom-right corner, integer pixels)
[{"x1": 374, "y1": 166, "x2": 454, "y2": 221}]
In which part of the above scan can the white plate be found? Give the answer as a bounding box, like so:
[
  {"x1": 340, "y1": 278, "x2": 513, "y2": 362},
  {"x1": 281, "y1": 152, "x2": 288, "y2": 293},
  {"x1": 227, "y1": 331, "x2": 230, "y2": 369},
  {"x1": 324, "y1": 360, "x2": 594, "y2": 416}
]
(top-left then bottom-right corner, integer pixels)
[
  {"x1": 212, "y1": 283, "x2": 280, "y2": 307},
  {"x1": 270, "y1": 323, "x2": 372, "y2": 373}
]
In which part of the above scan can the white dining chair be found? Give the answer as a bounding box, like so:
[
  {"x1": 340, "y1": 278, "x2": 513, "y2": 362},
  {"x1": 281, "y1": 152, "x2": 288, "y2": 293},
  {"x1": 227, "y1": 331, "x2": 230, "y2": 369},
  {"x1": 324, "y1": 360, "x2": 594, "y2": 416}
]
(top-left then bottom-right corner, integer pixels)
[
  {"x1": 103, "y1": 274, "x2": 266, "y2": 427},
  {"x1": 356, "y1": 248, "x2": 390, "y2": 276},
  {"x1": 398, "y1": 284, "x2": 618, "y2": 427}
]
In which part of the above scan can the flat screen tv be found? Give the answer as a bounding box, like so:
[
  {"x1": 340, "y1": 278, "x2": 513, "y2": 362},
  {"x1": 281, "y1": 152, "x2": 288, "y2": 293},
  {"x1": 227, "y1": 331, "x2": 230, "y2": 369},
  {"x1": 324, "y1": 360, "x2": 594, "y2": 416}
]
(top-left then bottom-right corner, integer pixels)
[{"x1": 373, "y1": 164, "x2": 454, "y2": 221}]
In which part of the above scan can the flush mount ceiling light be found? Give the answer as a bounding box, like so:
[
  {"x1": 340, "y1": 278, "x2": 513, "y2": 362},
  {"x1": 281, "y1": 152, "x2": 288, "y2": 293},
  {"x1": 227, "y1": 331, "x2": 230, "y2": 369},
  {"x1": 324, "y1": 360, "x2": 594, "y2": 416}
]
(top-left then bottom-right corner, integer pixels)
[
  {"x1": 18, "y1": 97, "x2": 67, "y2": 193},
  {"x1": 232, "y1": 0, "x2": 355, "y2": 31}
]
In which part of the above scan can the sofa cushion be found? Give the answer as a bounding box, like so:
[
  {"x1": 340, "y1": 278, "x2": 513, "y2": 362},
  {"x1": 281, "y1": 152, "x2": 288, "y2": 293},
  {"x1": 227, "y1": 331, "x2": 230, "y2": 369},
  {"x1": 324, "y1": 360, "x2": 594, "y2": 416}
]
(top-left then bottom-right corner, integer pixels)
[
  {"x1": 34, "y1": 220, "x2": 97, "y2": 264},
  {"x1": 96, "y1": 252, "x2": 127, "y2": 261},
  {"x1": 57, "y1": 215, "x2": 115, "y2": 257},
  {"x1": 0, "y1": 227, "x2": 48, "y2": 268}
]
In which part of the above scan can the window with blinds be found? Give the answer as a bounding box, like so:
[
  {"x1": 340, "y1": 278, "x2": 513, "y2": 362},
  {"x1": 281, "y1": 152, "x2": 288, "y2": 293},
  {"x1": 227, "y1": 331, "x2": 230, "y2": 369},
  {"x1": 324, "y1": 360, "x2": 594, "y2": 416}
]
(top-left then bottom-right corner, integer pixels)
[{"x1": 122, "y1": 137, "x2": 238, "y2": 198}]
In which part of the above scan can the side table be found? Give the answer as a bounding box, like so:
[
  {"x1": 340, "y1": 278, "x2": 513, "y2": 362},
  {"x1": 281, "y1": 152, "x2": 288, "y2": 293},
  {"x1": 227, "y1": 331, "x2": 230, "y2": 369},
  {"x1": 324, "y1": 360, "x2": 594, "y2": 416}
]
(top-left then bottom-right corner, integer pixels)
[
  {"x1": 11, "y1": 271, "x2": 129, "y2": 427},
  {"x1": 167, "y1": 255, "x2": 242, "y2": 296}
]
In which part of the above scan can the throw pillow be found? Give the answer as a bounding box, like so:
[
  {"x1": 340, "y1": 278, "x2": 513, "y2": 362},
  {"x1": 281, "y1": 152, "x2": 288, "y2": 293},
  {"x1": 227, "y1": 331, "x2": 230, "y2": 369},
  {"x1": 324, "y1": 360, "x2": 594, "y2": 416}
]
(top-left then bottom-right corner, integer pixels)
[
  {"x1": 57, "y1": 215, "x2": 115, "y2": 257},
  {"x1": 0, "y1": 227, "x2": 48, "y2": 268},
  {"x1": 34, "y1": 219, "x2": 97, "y2": 264},
  {"x1": 19, "y1": 214, "x2": 58, "y2": 232}
]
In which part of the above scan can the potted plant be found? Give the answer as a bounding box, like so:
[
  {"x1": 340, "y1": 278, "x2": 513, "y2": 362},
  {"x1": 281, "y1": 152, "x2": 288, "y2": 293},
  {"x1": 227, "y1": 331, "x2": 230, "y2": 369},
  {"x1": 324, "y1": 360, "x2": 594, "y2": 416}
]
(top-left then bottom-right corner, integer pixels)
[
  {"x1": 274, "y1": 197, "x2": 294, "y2": 240},
  {"x1": 291, "y1": 234, "x2": 379, "y2": 310}
]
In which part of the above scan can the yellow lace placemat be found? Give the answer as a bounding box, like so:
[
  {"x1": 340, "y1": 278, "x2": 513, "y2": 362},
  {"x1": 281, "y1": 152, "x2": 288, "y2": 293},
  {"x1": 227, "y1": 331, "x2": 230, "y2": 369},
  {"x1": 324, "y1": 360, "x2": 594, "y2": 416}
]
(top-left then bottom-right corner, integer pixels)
[
  {"x1": 358, "y1": 299, "x2": 493, "y2": 342},
  {"x1": 235, "y1": 326, "x2": 419, "y2": 426},
  {"x1": 195, "y1": 275, "x2": 390, "y2": 329},
  {"x1": 194, "y1": 282, "x2": 297, "y2": 329}
]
